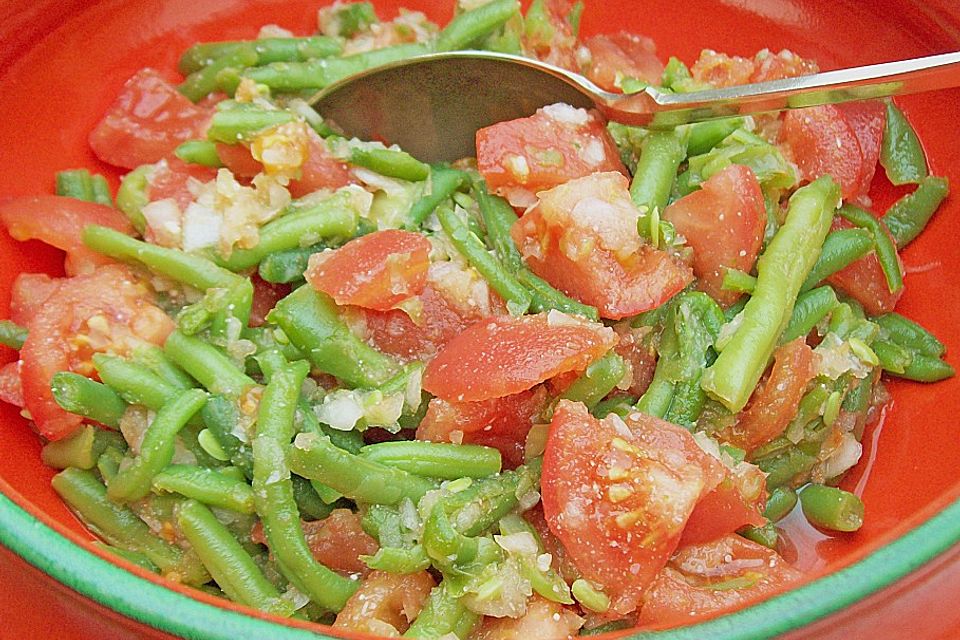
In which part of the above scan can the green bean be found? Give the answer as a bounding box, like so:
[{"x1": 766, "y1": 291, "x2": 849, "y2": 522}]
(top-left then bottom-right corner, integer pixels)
[
  {"x1": 177, "y1": 499, "x2": 294, "y2": 616},
  {"x1": 702, "y1": 177, "x2": 840, "y2": 413},
  {"x1": 359, "y1": 441, "x2": 502, "y2": 479},
  {"x1": 269, "y1": 286, "x2": 400, "y2": 388},
  {"x1": 800, "y1": 228, "x2": 874, "y2": 292},
  {"x1": 92, "y1": 542, "x2": 159, "y2": 573},
  {"x1": 181, "y1": 47, "x2": 260, "y2": 102},
  {"x1": 115, "y1": 165, "x2": 150, "y2": 233},
  {"x1": 206, "y1": 107, "x2": 295, "y2": 143},
  {"x1": 406, "y1": 166, "x2": 468, "y2": 229},
  {"x1": 52, "y1": 468, "x2": 208, "y2": 585},
  {"x1": 51, "y1": 372, "x2": 127, "y2": 428},
  {"x1": 216, "y1": 194, "x2": 359, "y2": 271},
  {"x1": 580, "y1": 620, "x2": 635, "y2": 636},
  {"x1": 739, "y1": 521, "x2": 778, "y2": 548},
  {"x1": 781, "y1": 286, "x2": 838, "y2": 343},
  {"x1": 684, "y1": 117, "x2": 743, "y2": 157},
  {"x1": 324, "y1": 1, "x2": 380, "y2": 38},
  {"x1": 55, "y1": 169, "x2": 96, "y2": 201},
  {"x1": 882, "y1": 175, "x2": 950, "y2": 248},
  {"x1": 436, "y1": 0, "x2": 520, "y2": 52},
  {"x1": 764, "y1": 487, "x2": 798, "y2": 522},
  {"x1": 174, "y1": 140, "x2": 223, "y2": 167},
  {"x1": 721, "y1": 268, "x2": 756, "y2": 294},
  {"x1": 474, "y1": 182, "x2": 523, "y2": 271},
  {"x1": 93, "y1": 354, "x2": 179, "y2": 410},
  {"x1": 130, "y1": 344, "x2": 197, "y2": 391},
  {"x1": 872, "y1": 340, "x2": 954, "y2": 382},
  {"x1": 799, "y1": 484, "x2": 864, "y2": 532},
  {"x1": 517, "y1": 269, "x2": 600, "y2": 320},
  {"x1": 630, "y1": 130, "x2": 686, "y2": 243},
  {"x1": 0, "y1": 320, "x2": 27, "y2": 349},
  {"x1": 350, "y1": 147, "x2": 430, "y2": 181},
  {"x1": 179, "y1": 36, "x2": 343, "y2": 74},
  {"x1": 200, "y1": 395, "x2": 253, "y2": 477},
  {"x1": 757, "y1": 447, "x2": 818, "y2": 490},
  {"x1": 90, "y1": 175, "x2": 114, "y2": 207},
  {"x1": 875, "y1": 312, "x2": 945, "y2": 358},
  {"x1": 362, "y1": 545, "x2": 431, "y2": 574},
  {"x1": 880, "y1": 100, "x2": 928, "y2": 185},
  {"x1": 403, "y1": 581, "x2": 478, "y2": 639},
  {"x1": 499, "y1": 514, "x2": 573, "y2": 604},
  {"x1": 438, "y1": 459, "x2": 541, "y2": 537},
  {"x1": 561, "y1": 352, "x2": 626, "y2": 410},
  {"x1": 436, "y1": 204, "x2": 531, "y2": 314},
  {"x1": 164, "y1": 331, "x2": 255, "y2": 398},
  {"x1": 252, "y1": 361, "x2": 358, "y2": 611},
  {"x1": 290, "y1": 432, "x2": 436, "y2": 504},
  {"x1": 591, "y1": 395, "x2": 637, "y2": 419},
  {"x1": 153, "y1": 465, "x2": 255, "y2": 514},
  {"x1": 636, "y1": 371, "x2": 675, "y2": 418},
  {"x1": 838, "y1": 204, "x2": 903, "y2": 294},
  {"x1": 41, "y1": 425, "x2": 124, "y2": 471},
  {"x1": 291, "y1": 475, "x2": 336, "y2": 521},
  {"x1": 107, "y1": 389, "x2": 207, "y2": 502},
  {"x1": 258, "y1": 244, "x2": 323, "y2": 283},
  {"x1": 243, "y1": 43, "x2": 430, "y2": 92}
]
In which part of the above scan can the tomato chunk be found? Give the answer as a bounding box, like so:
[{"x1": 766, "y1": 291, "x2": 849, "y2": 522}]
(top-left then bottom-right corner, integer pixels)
[
  {"x1": 306, "y1": 230, "x2": 430, "y2": 311},
  {"x1": 422, "y1": 313, "x2": 617, "y2": 402},
  {"x1": 289, "y1": 130, "x2": 354, "y2": 198},
  {"x1": 541, "y1": 400, "x2": 725, "y2": 614},
  {"x1": 249, "y1": 275, "x2": 290, "y2": 328},
  {"x1": 333, "y1": 570, "x2": 435, "y2": 636},
  {"x1": 476, "y1": 105, "x2": 626, "y2": 205},
  {"x1": 637, "y1": 535, "x2": 801, "y2": 628},
  {"x1": 779, "y1": 105, "x2": 864, "y2": 200},
  {"x1": 301, "y1": 509, "x2": 379, "y2": 576},
  {"x1": 0, "y1": 361, "x2": 23, "y2": 408},
  {"x1": 522, "y1": 0, "x2": 580, "y2": 71},
  {"x1": 583, "y1": 32, "x2": 664, "y2": 92},
  {"x1": 0, "y1": 196, "x2": 134, "y2": 276},
  {"x1": 18, "y1": 265, "x2": 175, "y2": 440},
  {"x1": 89, "y1": 69, "x2": 211, "y2": 169},
  {"x1": 679, "y1": 462, "x2": 768, "y2": 546},
  {"x1": 717, "y1": 337, "x2": 817, "y2": 453},
  {"x1": 827, "y1": 218, "x2": 904, "y2": 316},
  {"x1": 416, "y1": 387, "x2": 549, "y2": 468},
  {"x1": 662, "y1": 164, "x2": 766, "y2": 307},
  {"x1": 837, "y1": 100, "x2": 887, "y2": 198},
  {"x1": 147, "y1": 156, "x2": 218, "y2": 212},
  {"x1": 512, "y1": 172, "x2": 692, "y2": 319},
  {"x1": 9, "y1": 273, "x2": 60, "y2": 326},
  {"x1": 472, "y1": 595, "x2": 584, "y2": 639}
]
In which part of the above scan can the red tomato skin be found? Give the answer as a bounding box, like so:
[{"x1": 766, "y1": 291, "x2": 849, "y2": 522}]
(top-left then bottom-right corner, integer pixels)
[
  {"x1": 89, "y1": 69, "x2": 211, "y2": 169},
  {"x1": 476, "y1": 106, "x2": 626, "y2": 199},
  {"x1": 421, "y1": 314, "x2": 617, "y2": 402},
  {"x1": 147, "y1": 156, "x2": 217, "y2": 210},
  {"x1": 827, "y1": 218, "x2": 904, "y2": 316},
  {"x1": 305, "y1": 230, "x2": 431, "y2": 311},
  {"x1": 512, "y1": 172, "x2": 693, "y2": 319},
  {"x1": 215, "y1": 143, "x2": 262, "y2": 178},
  {"x1": 678, "y1": 465, "x2": 768, "y2": 547},
  {"x1": 718, "y1": 337, "x2": 817, "y2": 453},
  {"x1": 0, "y1": 196, "x2": 134, "y2": 276},
  {"x1": 0, "y1": 361, "x2": 23, "y2": 408},
  {"x1": 18, "y1": 265, "x2": 175, "y2": 440},
  {"x1": 301, "y1": 509, "x2": 379, "y2": 576},
  {"x1": 249, "y1": 275, "x2": 290, "y2": 328},
  {"x1": 583, "y1": 32, "x2": 664, "y2": 92},
  {"x1": 637, "y1": 534, "x2": 801, "y2": 628},
  {"x1": 415, "y1": 387, "x2": 549, "y2": 468},
  {"x1": 9, "y1": 273, "x2": 60, "y2": 326},
  {"x1": 750, "y1": 49, "x2": 818, "y2": 83},
  {"x1": 662, "y1": 164, "x2": 766, "y2": 307},
  {"x1": 691, "y1": 50, "x2": 755, "y2": 88},
  {"x1": 541, "y1": 401, "x2": 725, "y2": 614},
  {"x1": 836, "y1": 100, "x2": 887, "y2": 198},
  {"x1": 288, "y1": 131, "x2": 353, "y2": 198},
  {"x1": 780, "y1": 105, "x2": 864, "y2": 200}
]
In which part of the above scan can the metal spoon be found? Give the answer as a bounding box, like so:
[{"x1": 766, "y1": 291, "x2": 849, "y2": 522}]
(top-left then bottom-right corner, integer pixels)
[{"x1": 310, "y1": 49, "x2": 960, "y2": 163}]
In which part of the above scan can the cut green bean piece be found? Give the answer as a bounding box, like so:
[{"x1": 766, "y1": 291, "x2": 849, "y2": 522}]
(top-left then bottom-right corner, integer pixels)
[
  {"x1": 838, "y1": 204, "x2": 903, "y2": 295},
  {"x1": 175, "y1": 140, "x2": 223, "y2": 167},
  {"x1": 0, "y1": 320, "x2": 27, "y2": 349},
  {"x1": 108, "y1": 389, "x2": 208, "y2": 502},
  {"x1": 51, "y1": 372, "x2": 127, "y2": 428},
  {"x1": 781, "y1": 286, "x2": 838, "y2": 343},
  {"x1": 177, "y1": 499, "x2": 294, "y2": 616},
  {"x1": 561, "y1": 352, "x2": 626, "y2": 410},
  {"x1": 131, "y1": 344, "x2": 197, "y2": 391},
  {"x1": 880, "y1": 100, "x2": 928, "y2": 185},
  {"x1": 684, "y1": 117, "x2": 744, "y2": 157},
  {"x1": 721, "y1": 268, "x2": 756, "y2": 294},
  {"x1": 154, "y1": 465, "x2": 255, "y2": 514},
  {"x1": 872, "y1": 341, "x2": 955, "y2": 382},
  {"x1": 518, "y1": 269, "x2": 600, "y2": 320},
  {"x1": 258, "y1": 244, "x2": 323, "y2": 283},
  {"x1": 875, "y1": 312, "x2": 945, "y2": 358},
  {"x1": 206, "y1": 107, "x2": 295, "y2": 143},
  {"x1": 115, "y1": 165, "x2": 151, "y2": 233},
  {"x1": 702, "y1": 177, "x2": 839, "y2": 413},
  {"x1": 351, "y1": 147, "x2": 430, "y2": 182},
  {"x1": 404, "y1": 581, "x2": 478, "y2": 639},
  {"x1": 179, "y1": 36, "x2": 343, "y2": 74},
  {"x1": 882, "y1": 175, "x2": 950, "y2": 248},
  {"x1": 93, "y1": 354, "x2": 179, "y2": 411},
  {"x1": 55, "y1": 169, "x2": 95, "y2": 201},
  {"x1": 164, "y1": 331, "x2": 255, "y2": 397},
  {"x1": 407, "y1": 166, "x2": 468, "y2": 228},
  {"x1": 630, "y1": 130, "x2": 685, "y2": 243},
  {"x1": 52, "y1": 468, "x2": 208, "y2": 585},
  {"x1": 362, "y1": 545, "x2": 431, "y2": 574},
  {"x1": 764, "y1": 487, "x2": 798, "y2": 522},
  {"x1": 359, "y1": 441, "x2": 502, "y2": 479},
  {"x1": 180, "y1": 47, "x2": 260, "y2": 102},
  {"x1": 270, "y1": 286, "x2": 400, "y2": 388},
  {"x1": 436, "y1": 0, "x2": 521, "y2": 52},
  {"x1": 800, "y1": 228, "x2": 874, "y2": 292},
  {"x1": 90, "y1": 175, "x2": 113, "y2": 207},
  {"x1": 41, "y1": 425, "x2": 124, "y2": 471},
  {"x1": 92, "y1": 542, "x2": 159, "y2": 573},
  {"x1": 572, "y1": 579, "x2": 610, "y2": 613},
  {"x1": 799, "y1": 484, "x2": 864, "y2": 532},
  {"x1": 740, "y1": 521, "x2": 778, "y2": 548},
  {"x1": 498, "y1": 513, "x2": 573, "y2": 604}
]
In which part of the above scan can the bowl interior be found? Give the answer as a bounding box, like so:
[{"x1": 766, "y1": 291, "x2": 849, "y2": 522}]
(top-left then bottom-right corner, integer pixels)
[{"x1": 1, "y1": 0, "x2": 959, "y2": 636}]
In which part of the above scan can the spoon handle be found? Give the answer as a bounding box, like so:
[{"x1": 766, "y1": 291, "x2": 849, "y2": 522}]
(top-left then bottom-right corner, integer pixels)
[{"x1": 601, "y1": 51, "x2": 960, "y2": 127}]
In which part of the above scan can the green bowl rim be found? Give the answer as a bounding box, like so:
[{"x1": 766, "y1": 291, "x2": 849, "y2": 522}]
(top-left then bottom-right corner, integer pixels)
[{"x1": 1, "y1": 488, "x2": 959, "y2": 639}]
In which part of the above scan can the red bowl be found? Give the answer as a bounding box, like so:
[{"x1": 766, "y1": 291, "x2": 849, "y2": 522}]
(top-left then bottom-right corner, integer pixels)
[{"x1": 2, "y1": 0, "x2": 960, "y2": 638}]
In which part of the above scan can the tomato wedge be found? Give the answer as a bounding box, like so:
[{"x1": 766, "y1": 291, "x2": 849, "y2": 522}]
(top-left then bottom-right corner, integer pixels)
[
  {"x1": 422, "y1": 313, "x2": 617, "y2": 402},
  {"x1": 89, "y1": 69, "x2": 212, "y2": 169},
  {"x1": 472, "y1": 595, "x2": 584, "y2": 639},
  {"x1": 718, "y1": 337, "x2": 817, "y2": 453},
  {"x1": 333, "y1": 570, "x2": 435, "y2": 635},
  {"x1": 512, "y1": 172, "x2": 693, "y2": 319},
  {"x1": 583, "y1": 32, "x2": 664, "y2": 92},
  {"x1": 306, "y1": 230, "x2": 430, "y2": 311},
  {"x1": 541, "y1": 400, "x2": 725, "y2": 614},
  {"x1": 148, "y1": 156, "x2": 217, "y2": 210},
  {"x1": 476, "y1": 105, "x2": 625, "y2": 205},
  {"x1": 416, "y1": 387, "x2": 549, "y2": 468},
  {"x1": 826, "y1": 218, "x2": 904, "y2": 316},
  {"x1": 18, "y1": 265, "x2": 175, "y2": 440},
  {"x1": 289, "y1": 130, "x2": 354, "y2": 198},
  {"x1": 637, "y1": 534, "x2": 801, "y2": 627},
  {"x1": 779, "y1": 105, "x2": 864, "y2": 201},
  {"x1": 662, "y1": 164, "x2": 766, "y2": 307},
  {"x1": 837, "y1": 101, "x2": 886, "y2": 198},
  {"x1": 678, "y1": 462, "x2": 768, "y2": 546},
  {"x1": 0, "y1": 196, "x2": 134, "y2": 276},
  {"x1": 9, "y1": 273, "x2": 60, "y2": 326},
  {"x1": 0, "y1": 361, "x2": 23, "y2": 408}
]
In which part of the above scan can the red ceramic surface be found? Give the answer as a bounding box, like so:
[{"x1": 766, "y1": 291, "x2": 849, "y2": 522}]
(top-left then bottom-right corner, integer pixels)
[{"x1": 1, "y1": 0, "x2": 959, "y2": 638}]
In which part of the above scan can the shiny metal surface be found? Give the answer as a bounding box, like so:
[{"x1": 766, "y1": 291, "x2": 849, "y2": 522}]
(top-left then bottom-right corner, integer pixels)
[{"x1": 311, "y1": 49, "x2": 960, "y2": 163}]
